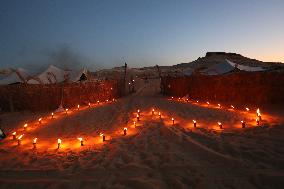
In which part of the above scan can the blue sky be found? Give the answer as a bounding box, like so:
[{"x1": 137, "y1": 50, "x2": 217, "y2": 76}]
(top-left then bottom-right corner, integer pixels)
[{"x1": 0, "y1": 0, "x2": 283, "y2": 71}]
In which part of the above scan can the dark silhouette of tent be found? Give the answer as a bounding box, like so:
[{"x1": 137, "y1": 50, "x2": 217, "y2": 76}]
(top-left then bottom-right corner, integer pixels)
[{"x1": 0, "y1": 128, "x2": 6, "y2": 139}]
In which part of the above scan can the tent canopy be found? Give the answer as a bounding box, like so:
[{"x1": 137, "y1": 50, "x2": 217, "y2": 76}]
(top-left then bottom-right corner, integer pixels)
[
  {"x1": 0, "y1": 68, "x2": 29, "y2": 85},
  {"x1": 201, "y1": 61, "x2": 235, "y2": 75},
  {"x1": 226, "y1": 59, "x2": 267, "y2": 72}
]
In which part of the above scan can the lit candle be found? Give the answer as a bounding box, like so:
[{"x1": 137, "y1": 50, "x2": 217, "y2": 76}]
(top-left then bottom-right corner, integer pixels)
[
  {"x1": 196, "y1": 100, "x2": 199, "y2": 103},
  {"x1": 77, "y1": 137, "x2": 84, "y2": 146},
  {"x1": 152, "y1": 108, "x2": 155, "y2": 115},
  {"x1": 137, "y1": 109, "x2": 140, "y2": 116},
  {"x1": 172, "y1": 118, "x2": 175, "y2": 125},
  {"x1": 123, "y1": 127, "x2": 127, "y2": 135},
  {"x1": 17, "y1": 134, "x2": 23, "y2": 145},
  {"x1": 33, "y1": 138, "x2": 37, "y2": 148},
  {"x1": 112, "y1": 98, "x2": 115, "y2": 102},
  {"x1": 256, "y1": 118, "x2": 260, "y2": 126},
  {"x1": 136, "y1": 114, "x2": 140, "y2": 121},
  {"x1": 100, "y1": 133, "x2": 105, "y2": 142},
  {"x1": 23, "y1": 123, "x2": 28, "y2": 131},
  {"x1": 178, "y1": 97, "x2": 181, "y2": 101},
  {"x1": 171, "y1": 96, "x2": 174, "y2": 100},
  {"x1": 186, "y1": 98, "x2": 189, "y2": 102},
  {"x1": 231, "y1": 105, "x2": 234, "y2": 109},
  {"x1": 106, "y1": 99, "x2": 109, "y2": 103},
  {"x1": 65, "y1": 108, "x2": 68, "y2": 114},
  {"x1": 218, "y1": 104, "x2": 221, "y2": 108},
  {"x1": 241, "y1": 121, "x2": 246, "y2": 128},
  {"x1": 38, "y1": 118, "x2": 42, "y2": 124},
  {"x1": 218, "y1": 122, "x2": 222, "y2": 129},
  {"x1": 51, "y1": 112, "x2": 54, "y2": 118},
  {"x1": 206, "y1": 101, "x2": 210, "y2": 105},
  {"x1": 77, "y1": 104, "x2": 80, "y2": 110},
  {"x1": 97, "y1": 100, "x2": 100, "y2": 104},
  {"x1": 256, "y1": 108, "x2": 261, "y2": 121},
  {"x1": 88, "y1": 102, "x2": 91, "y2": 107},
  {"x1": 57, "y1": 139, "x2": 61, "y2": 149},
  {"x1": 158, "y1": 112, "x2": 161, "y2": 119},
  {"x1": 193, "y1": 120, "x2": 197, "y2": 128},
  {"x1": 134, "y1": 121, "x2": 136, "y2": 127},
  {"x1": 246, "y1": 107, "x2": 249, "y2": 112},
  {"x1": 12, "y1": 132, "x2": 16, "y2": 140}
]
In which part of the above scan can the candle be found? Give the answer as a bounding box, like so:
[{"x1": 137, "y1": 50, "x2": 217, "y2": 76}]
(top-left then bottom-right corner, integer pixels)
[
  {"x1": 218, "y1": 104, "x2": 221, "y2": 108},
  {"x1": 97, "y1": 100, "x2": 100, "y2": 104},
  {"x1": 171, "y1": 96, "x2": 174, "y2": 100},
  {"x1": 257, "y1": 108, "x2": 261, "y2": 121},
  {"x1": 206, "y1": 101, "x2": 210, "y2": 105},
  {"x1": 172, "y1": 118, "x2": 175, "y2": 125},
  {"x1": 77, "y1": 104, "x2": 80, "y2": 110},
  {"x1": 246, "y1": 107, "x2": 249, "y2": 112},
  {"x1": 123, "y1": 127, "x2": 127, "y2": 135},
  {"x1": 256, "y1": 118, "x2": 260, "y2": 126},
  {"x1": 193, "y1": 120, "x2": 197, "y2": 128},
  {"x1": 38, "y1": 118, "x2": 42, "y2": 124},
  {"x1": 231, "y1": 105, "x2": 234, "y2": 109},
  {"x1": 12, "y1": 132, "x2": 16, "y2": 140},
  {"x1": 57, "y1": 139, "x2": 61, "y2": 149},
  {"x1": 218, "y1": 122, "x2": 222, "y2": 129},
  {"x1": 178, "y1": 97, "x2": 181, "y2": 101},
  {"x1": 89, "y1": 102, "x2": 91, "y2": 107},
  {"x1": 152, "y1": 108, "x2": 155, "y2": 115},
  {"x1": 23, "y1": 123, "x2": 28, "y2": 131},
  {"x1": 33, "y1": 138, "x2": 37, "y2": 148},
  {"x1": 158, "y1": 112, "x2": 161, "y2": 118},
  {"x1": 112, "y1": 98, "x2": 115, "y2": 102},
  {"x1": 77, "y1": 137, "x2": 84, "y2": 146},
  {"x1": 137, "y1": 109, "x2": 140, "y2": 116},
  {"x1": 241, "y1": 121, "x2": 246, "y2": 128},
  {"x1": 106, "y1": 99, "x2": 109, "y2": 103},
  {"x1": 100, "y1": 133, "x2": 105, "y2": 142},
  {"x1": 51, "y1": 112, "x2": 54, "y2": 118},
  {"x1": 65, "y1": 108, "x2": 68, "y2": 114},
  {"x1": 134, "y1": 121, "x2": 136, "y2": 127},
  {"x1": 186, "y1": 98, "x2": 189, "y2": 102},
  {"x1": 196, "y1": 100, "x2": 199, "y2": 103},
  {"x1": 136, "y1": 114, "x2": 140, "y2": 121},
  {"x1": 17, "y1": 134, "x2": 23, "y2": 145}
]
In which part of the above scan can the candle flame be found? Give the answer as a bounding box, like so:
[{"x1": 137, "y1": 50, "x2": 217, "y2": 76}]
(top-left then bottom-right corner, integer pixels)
[
  {"x1": 38, "y1": 118, "x2": 42, "y2": 122},
  {"x1": 196, "y1": 100, "x2": 199, "y2": 103},
  {"x1": 33, "y1": 138, "x2": 37, "y2": 143},
  {"x1": 65, "y1": 108, "x2": 68, "y2": 111},
  {"x1": 231, "y1": 105, "x2": 234, "y2": 109},
  {"x1": 218, "y1": 104, "x2": 221, "y2": 107},
  {"x1": 218, "y1": 122, "x2": 222, "y2": 125},
  {"x1": 24, "y1": 123, "x2": 28, "y2": 128},
  {"x1": 100, "y1": 133, "x2": 104, "y2": 137},
  {"x1": 207, "y1": 102, "x2": 209, "y2": 105},
  {"x1": 193, "y1": 120, "x2": 196, "y2": 123},
  {"x1": 77, "y1": 137, "x2": 83, "y2": 141},
  {"x1": 18, "y1": 134, "x2": 23, "y2": 140},
  {"x1": 52, "y1": 112, "x2": 54, "y2": 115},
  {"x1": 124, "y1": 127, "x2": 127, "y2": 131},
  {"x1": 246, "y1": 107, "x2": 249, "y2": 111},
  {"x1": 241, "y1": 120, "x2": 244, "y2": 123},
  {"x1": 12, "y1": 132, "x2": 16, "y2": 135},
  {"x1": 158, "y1": 112, "x2": 161, "y2": 115},
  {"x1": 137, "y1": 114, "x2": 139, "y2": 117},
  {"x1": 172, "y1": 117, "x2": 174, "y2": 121},
  {"x1": 58, "y1": 139, "x2": 61, "y2": 144},
  {"x1": 257, "y1": 108, "x2": 261, "y2": 116}
]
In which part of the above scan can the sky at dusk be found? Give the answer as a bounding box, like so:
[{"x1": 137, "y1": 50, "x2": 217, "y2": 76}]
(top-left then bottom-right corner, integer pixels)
[{"x1": 0, "y1": 0, "x2": 283, "y2": 71}]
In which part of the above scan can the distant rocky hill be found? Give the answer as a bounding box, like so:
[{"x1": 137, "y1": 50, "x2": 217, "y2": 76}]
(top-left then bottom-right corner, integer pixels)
[{"x1": 173, "y1": 52, "x2": 284, "y2": 71}]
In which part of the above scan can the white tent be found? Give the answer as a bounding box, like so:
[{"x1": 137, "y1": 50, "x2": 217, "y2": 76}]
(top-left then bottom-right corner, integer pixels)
[
  {"x1": 0, "y1": 68, "x2": 29, "y2": 85},
  {"x1": 226, "y1": 59, "x2": 267, "y2": 72},
  {"x1": 201, "y1": 61, "x2": 235, "y2": 75},
  {"x1": 68, "y1": 68, "x2": 88, "y2": 82},
  {"x1": 27, "y1": 65, "x2": 67, "y2": 84}
]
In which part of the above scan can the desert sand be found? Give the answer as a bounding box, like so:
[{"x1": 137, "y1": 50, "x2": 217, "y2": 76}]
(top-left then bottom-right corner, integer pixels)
[{"x1": 0, "y1": 78, "x2": 284, "y2": 189}]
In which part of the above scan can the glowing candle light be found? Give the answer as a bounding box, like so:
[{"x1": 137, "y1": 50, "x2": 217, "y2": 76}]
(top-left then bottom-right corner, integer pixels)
[
  {"x1": 132, "y1": 79, "x2": 135, "y2": 82},
  {"x1": 171, "y1": 96, "x2": 174, "y2": 100},
  {"x1": 57, "y1": 139, "x2": 61, "y2": 149},
  {"x1": 51, "y1": 112, "x2": 54, "y2": 118},
  {"x1": 65, "y1": 108, "x2": 68, "y2": 114},
  {"x1": 186, "y1": 98, "x2": 189, "y2": 102},
  {"x1": 206, "y1": 101, "x2": 210, "y2": 105},
  {"x1": 97, "y1": 100, "x2": 100, "y2": 104},
  {"x1": 12, "y1": 132, "x2": 16, "y2": 140},
  {"x1": 112, "y1": 98, "x2": 115, "y2": 102},
  {"x1": 218, "y1": 122, "x2": 222, "y2": 129},
  {"x1": 218, "y1": 104, "x2": 221, "y2": 108},
  {"x1": 128, "y1": 82, "x2": 131, "y2": 85},
  {"x1": 256, "y1": 118, "x2": 260, "y2": 126},
  {"x1": 77, "y1": 104, "x2": 80, "y2": 110},
  {"x1": 33, "y1": 138, "x2": 37, "y2": 148},
  {"x1": 100, "y1": 133, "x2": 105, "y2": 142},
  {"x1": 123, "y1": 127, "x2": 127, "y2": 135},
  {"x1": 196, "y1": 100, "x2": 199, "y2": 103},
  {"x1": 137, "y1": 109, "x2": 140, "y2": 116},
  {"x1": 172, "y1": 118, "x2": 175, "y2": 125},
  {"x1": 178, "y1": 97, "x2": 181, "y2": 101},
  {"x1": 106, "y1": 99, "x2": 109, "y2": 102},
  {"x1": 193, "y1": 120, "x2": 197, "y2": 128},
  {"x1": 17, "y1": 134, "x2": 23, "y2": 145},
  {"x1": 256, "y1": 108, "x2": 261, "y2": 121},
  {"x1": 134, "y1": 121, "x2": 136, "y2": 127},
  {"x1": 38, "y1": 118, "x2": 42, "y2": 124},
  {"x1": 246, "y1": 107, "x2": 249, "y2": 112},
  {"x1": 158, "y1": 112, "x2": 161, "y2": 118},
  {"x1": 231, "y1": 105, "x2": 234, "y2": 109},
  {"x1": 241, "y1": 121, "x2": 246, "y2": 128},
  {"x1": 152, "y1": 108, "x2": 155, "y2": 115},
  {"x1": 88, "y1": 102, "x2": 91, "y2": 107},
  {"x1": 23, "y1": 123, "x2": 28, "y2": 131},
  {"x1": 77, "y1": 137, "x2": 84, "y2": 146},
  {"x1": 136, "y1": 114, "x2": 140, "y2": 121}
]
